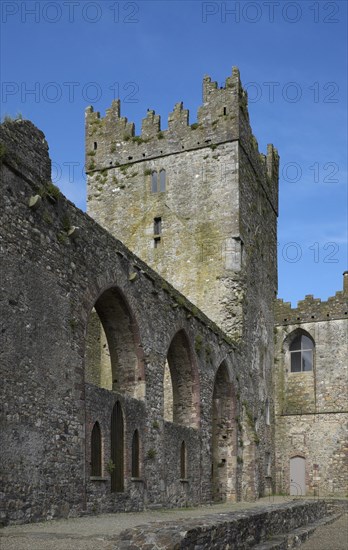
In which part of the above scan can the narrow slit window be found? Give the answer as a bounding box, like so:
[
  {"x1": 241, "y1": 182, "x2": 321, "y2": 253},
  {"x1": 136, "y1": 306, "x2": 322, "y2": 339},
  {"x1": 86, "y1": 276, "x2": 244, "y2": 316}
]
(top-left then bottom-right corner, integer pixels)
[
  {"x1": 91, "y1": 422, "x2": 102, "y2": 477},
  {"x1": 131, "y1": 430, "x2": 140, "y2": 478},
  {"x1": 223, "y1": 107, "x2": 227, "y2": 115},
  {"x1": 180, "y1": 441, "x2": 187, "y2": 479},
  {"x1": 151, "y1": 171, "x2": 158, "y2": 193},
  {"x1": 265, "y1": 399, "x2": 270, "y2": 425},
  {"x1": 93, "y1": 142, "x2": 97, "y2": 150},
  {"x1": 159, "y1": 169, "x2": 166, "y2": 192},
  {"x1": 154, "y1": 217, "x2": 162, "y2": 248},
  {"x1": 154, "y1": 217, "x2": 162, "y2": 235},
  {"x1": 266, "y1": 452, "x2": 271, "y2": 477},
  {"x1": 111, "y1": 401, "x2": 124, "y2": 492}
]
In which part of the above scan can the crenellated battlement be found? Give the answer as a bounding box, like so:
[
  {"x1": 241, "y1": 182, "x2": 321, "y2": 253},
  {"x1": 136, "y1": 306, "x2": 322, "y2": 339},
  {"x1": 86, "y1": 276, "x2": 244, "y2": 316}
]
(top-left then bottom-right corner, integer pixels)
[
  {"x1": 275, "y1": 272, "x2": 348, "y2": 324},
  {"x1": 85, "y1": 67, "x2": 279, "y2": 212}
]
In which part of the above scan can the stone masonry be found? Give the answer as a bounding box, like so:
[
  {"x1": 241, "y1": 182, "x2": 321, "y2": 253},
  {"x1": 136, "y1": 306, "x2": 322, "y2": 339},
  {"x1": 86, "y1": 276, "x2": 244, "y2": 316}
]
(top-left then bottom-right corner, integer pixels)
[
  {"x1": 0, "y1": 67, "x2": 346, "y2": 529},
  {"x1": 86, "y1": 67, "x2": 279, "y2": 501},
  {"x1": 274, "y1": 276, "x2": 348, "y2": 497},
  {"x1": 0, "y1": 110, "x2": 273, "y2": 525}
]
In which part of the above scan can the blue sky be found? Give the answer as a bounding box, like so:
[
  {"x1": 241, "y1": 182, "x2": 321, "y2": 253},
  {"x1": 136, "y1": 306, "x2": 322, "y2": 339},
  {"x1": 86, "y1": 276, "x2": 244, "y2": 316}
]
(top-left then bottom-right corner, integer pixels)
[{"x1": 1, "y1": 0, "x2": 347, "y2": 305}]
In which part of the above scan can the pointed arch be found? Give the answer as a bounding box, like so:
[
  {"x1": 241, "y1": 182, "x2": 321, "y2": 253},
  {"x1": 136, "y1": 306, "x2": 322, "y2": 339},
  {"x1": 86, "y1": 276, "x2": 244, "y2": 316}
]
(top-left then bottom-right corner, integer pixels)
[
  {"x1": 111, "y1": 401, "x2": 124, "y2": 492},
  {"x1": 212, "y1": 361, "x2": 237, "y2": 502},
  {"x1": 85, "y1": 286, "x2": 145, "y2": 399},
  {"x1": 283, "y1": 328, "x2": 315, "y2": 373},
  {"x1": 163, "y1": 360, "x2": 173, "y2": 422},
  {"x1": 91, "y1": 422, "x2": 102, "y2": 477},
  {"x1": 165, "y1": 329, "x2": 200, "y2": 428}
]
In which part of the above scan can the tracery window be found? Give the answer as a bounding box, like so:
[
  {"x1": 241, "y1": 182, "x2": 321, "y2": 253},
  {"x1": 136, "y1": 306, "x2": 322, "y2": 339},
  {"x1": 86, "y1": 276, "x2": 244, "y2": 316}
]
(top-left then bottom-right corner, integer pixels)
[
  {"x1": 151, "y1": 169, "x2": 166, "y2": 192},
  {"x1": 290, "y1": 335, "x2": 314, "y2": 372}
]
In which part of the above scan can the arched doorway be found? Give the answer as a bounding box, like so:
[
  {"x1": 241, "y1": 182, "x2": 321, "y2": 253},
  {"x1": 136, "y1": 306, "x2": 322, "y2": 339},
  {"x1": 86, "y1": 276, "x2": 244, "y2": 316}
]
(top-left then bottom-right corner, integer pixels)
[
  {"x1": 290, "y1": 456, "x2": 306, "y2": 496},
  {"x1": 212, "y1": 362, "x2": 237, "y2": 501}
]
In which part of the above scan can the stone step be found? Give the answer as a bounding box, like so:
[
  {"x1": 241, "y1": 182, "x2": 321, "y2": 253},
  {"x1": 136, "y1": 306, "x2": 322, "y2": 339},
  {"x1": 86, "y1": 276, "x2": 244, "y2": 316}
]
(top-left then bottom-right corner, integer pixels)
[{"x1": 253, "y1": 513, "x2": 342, "y2": 550}]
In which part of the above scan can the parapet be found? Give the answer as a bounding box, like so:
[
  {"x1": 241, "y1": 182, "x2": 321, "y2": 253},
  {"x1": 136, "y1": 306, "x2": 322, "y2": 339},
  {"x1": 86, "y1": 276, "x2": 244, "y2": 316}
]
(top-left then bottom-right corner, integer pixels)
[
  {"x1": 0, "y1": 119, "x2": 51, "y2": 188},
  {"x1": 275, "y1": 273, "x2": 348, "y2": 324},
  {"x1": 85, "y1": 68, "x2": 279, "y2": 211}
]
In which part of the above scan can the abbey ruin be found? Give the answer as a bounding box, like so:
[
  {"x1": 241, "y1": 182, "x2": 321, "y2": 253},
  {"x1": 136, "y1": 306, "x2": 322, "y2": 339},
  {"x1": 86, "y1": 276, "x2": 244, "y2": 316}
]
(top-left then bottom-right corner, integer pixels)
[{"x1": 0, "y1": 68, "x2": 347, "y2": 526}]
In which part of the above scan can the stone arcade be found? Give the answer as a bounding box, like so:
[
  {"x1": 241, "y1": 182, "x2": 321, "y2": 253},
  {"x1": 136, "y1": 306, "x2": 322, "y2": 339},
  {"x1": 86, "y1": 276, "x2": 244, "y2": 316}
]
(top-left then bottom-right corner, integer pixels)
[{"x1": 0, "y1": 68, "x2": 347, "y2": 526}]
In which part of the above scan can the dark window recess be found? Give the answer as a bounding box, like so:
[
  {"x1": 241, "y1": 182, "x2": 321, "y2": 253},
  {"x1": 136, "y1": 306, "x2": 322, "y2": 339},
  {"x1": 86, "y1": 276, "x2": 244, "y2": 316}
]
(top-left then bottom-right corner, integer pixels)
[
  {"x1": 111, "y1": 401, "x2": 124, "y2": 492},
  {"x1": 223, "y1": 107, "x2": 227, "y2": 115},
  {"x1": 131, "y1": 430, "x2": 140, "y2": 477},
  {"x1": 154, "y1": 217, "x2": 162, "y2": 235},
  {"x1": 91, "y1": 422, "x2": 102, "y2": 477},
  {"x1": 93, "y1": 142, "x2": 97, "y2": 150},
  {"x1": 290, "y1": 335, "x2": 314, "y2": 373},
  {"x1": 154, "y1": 217, "x2": 162, "y2": 248},
  {"x1": 180, "y1": 441, "x2": 187, "y2": 478}
]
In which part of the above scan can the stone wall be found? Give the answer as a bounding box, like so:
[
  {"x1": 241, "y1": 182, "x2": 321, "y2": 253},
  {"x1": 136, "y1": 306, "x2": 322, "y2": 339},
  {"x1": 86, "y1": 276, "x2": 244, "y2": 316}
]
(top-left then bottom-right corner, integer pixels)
[
  {"x1": 115, "y1": 500, "x2": 332, "y2": 549},
  {"x1": 86, "y1": 68, "x2": 279, "y2": 501},
  {"x1": 0, "y1": 119, "x2": 273, "y2": 525},
  {"x1": 274, "y1": 278, "x2": 348, "y2": 497}
]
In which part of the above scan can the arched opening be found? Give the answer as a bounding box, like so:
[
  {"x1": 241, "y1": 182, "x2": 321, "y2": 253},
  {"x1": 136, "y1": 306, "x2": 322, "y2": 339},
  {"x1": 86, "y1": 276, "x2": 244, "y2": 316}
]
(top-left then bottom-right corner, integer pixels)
[
  {"x1": 282, "y1": 329, "x2": 315, "y2": 414},
  {"x1": 111, "y1": 401, "x2": 124, "y2": 492},
  {"x1": 85, "y1": 287, "x2": 145, "y2": 399},
  {"x1": 131, "y1": 429, "x2": 140, "y2": 478},
  {"x1": 91, "y1": 422, "x2": 102, "y2": 477},
  {"x1": 163, "y1": 360, "x2": 173, "y2": 422},
  {"x1": 289, "y1": 334, "x2": 314, "y2": 372},
  {"x1": 165, "y1": 330, "x2": 200, "y2": 428},
  {"x1": 180, "y1": 441, "x2": 187, "y2": 479},
  {"x1": 290, "y1": 456, "x2": 306, "y2": 496},
  {"x1": 212, "y1": 362, "x2": 237, "y2": 502}
]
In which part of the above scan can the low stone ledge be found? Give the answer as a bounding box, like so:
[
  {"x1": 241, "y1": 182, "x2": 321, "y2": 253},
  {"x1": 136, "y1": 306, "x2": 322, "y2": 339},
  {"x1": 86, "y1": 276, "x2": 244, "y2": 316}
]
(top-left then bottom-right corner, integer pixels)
[
  {"x1": 89, "y1": 476, "x2": 108, "y2": 482},
  {"x1": 112, "y1": 500, "x2": 331, "y2": 549}
]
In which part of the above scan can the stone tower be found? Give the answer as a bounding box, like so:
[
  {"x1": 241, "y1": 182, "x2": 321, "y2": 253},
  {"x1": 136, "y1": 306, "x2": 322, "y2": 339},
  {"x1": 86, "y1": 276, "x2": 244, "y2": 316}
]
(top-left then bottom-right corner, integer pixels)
[
  {"x1": 86, "y1": 67, "x2": 279, "y2": 344},
  {"x1": 86, "y1": 69, "x2": 279, "y2": 497}
]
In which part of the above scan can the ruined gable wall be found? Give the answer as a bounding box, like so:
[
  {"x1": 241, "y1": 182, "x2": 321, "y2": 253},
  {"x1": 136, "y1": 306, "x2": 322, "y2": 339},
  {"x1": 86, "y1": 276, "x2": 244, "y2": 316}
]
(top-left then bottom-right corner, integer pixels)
[{"x1": 0, "y1": 120, "x2": 269, "y2": 524}]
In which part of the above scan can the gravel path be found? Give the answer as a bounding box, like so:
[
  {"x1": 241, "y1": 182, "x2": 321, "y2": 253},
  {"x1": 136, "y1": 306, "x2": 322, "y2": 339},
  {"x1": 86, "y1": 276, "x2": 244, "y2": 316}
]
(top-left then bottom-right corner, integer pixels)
[{"x1": 299, "y1": 513, "x2": 348, "y2": 550}]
